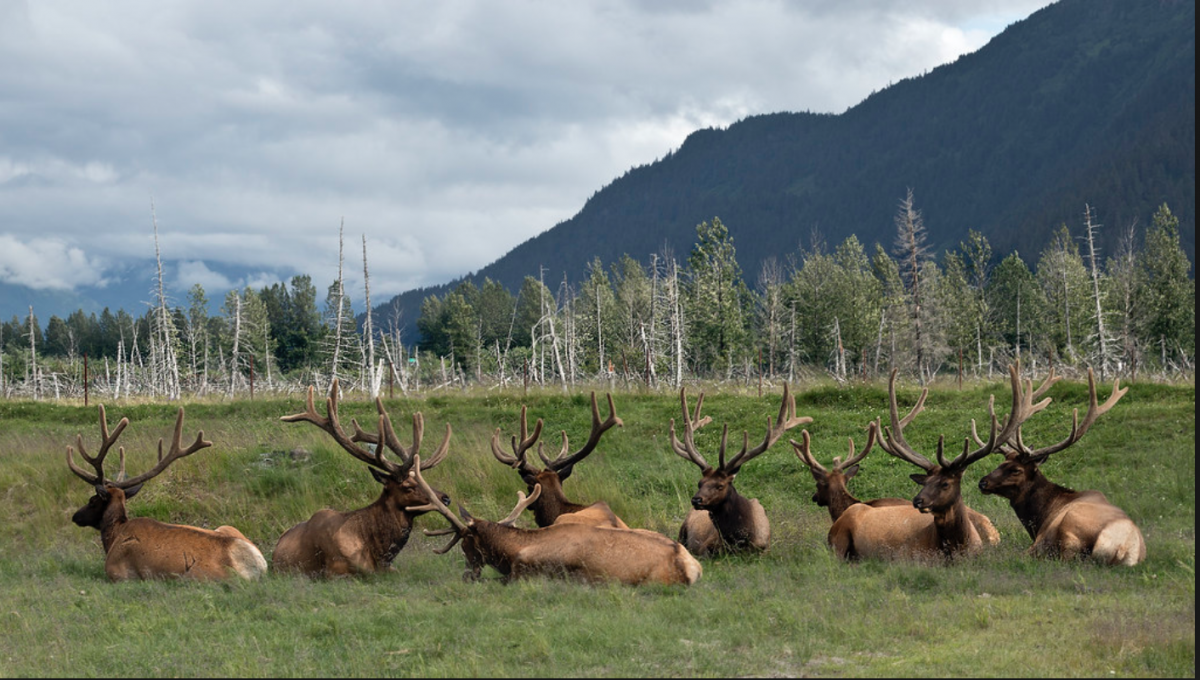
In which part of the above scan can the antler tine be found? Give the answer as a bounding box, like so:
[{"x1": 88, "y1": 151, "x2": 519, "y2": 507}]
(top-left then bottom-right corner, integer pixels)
[
  {"x1": 545, "y1": 392, "x2": 624, "y2": 475},
  {"x1": 1023, "y1": 367, "x2": 1127, "y2": 462},
  {"x1": 498, "y1": 484, "x2": 543, "y2": 526},
  {"x1": 407, "y1": 454, "x2": 469, "y2": 533},
  {"x1": 668, "y1": 387, "x2": 711, "y2": 470},
  {"x1": 727, "y1": 383, "x2": 812, "y2": 472},
  {"x1": 115, "y1": 407, "x2": 213, "y2": 489},
  {"x1": 66, "y1": 404, "x2": 131, "y2": 485},
  {"x1": 835, "y1": 420, "x2": 878, "y2": 471},
  {"x1": 876, "y1": 370, "x2": 935, "y2": 472},
  {"x1": 789, "y1": 429, "x2": 825, "y2": 473}
]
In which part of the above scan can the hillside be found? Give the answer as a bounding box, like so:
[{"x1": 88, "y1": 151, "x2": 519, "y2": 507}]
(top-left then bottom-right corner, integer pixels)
[{"x1": 374, "y1": 0, "x2": 1195, "y2": 346}]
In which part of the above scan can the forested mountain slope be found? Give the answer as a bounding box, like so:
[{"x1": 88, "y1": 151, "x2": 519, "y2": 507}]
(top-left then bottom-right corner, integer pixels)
[{"x1": 376, "y1": 0, "x2": 1194, "y2": 345}]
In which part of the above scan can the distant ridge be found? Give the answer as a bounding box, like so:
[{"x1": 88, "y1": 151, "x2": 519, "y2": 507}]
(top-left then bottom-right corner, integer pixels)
[{"x1": 372, "y1": 0, "x2": 1194, "y2": 346}]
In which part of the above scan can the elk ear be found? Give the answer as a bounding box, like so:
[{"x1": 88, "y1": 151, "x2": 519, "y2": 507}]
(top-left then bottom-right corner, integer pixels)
[
  {"x1": 123, "y1": 483, "x2": 144, "y2": 499},
  {"x1": 843, "y1": 465, "x2": 860, "y2": 479},
  {"x1": 910, "y1": 473, "x2": 929, "y2": 486},
  {"x1": 369, "y1": 467, "x2": 390, "y2": 485}
]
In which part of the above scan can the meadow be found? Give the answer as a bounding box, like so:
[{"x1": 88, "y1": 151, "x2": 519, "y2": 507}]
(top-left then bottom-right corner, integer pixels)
[{"x1": 0, "y1": 374, "x2": 1193, "y2": 677}]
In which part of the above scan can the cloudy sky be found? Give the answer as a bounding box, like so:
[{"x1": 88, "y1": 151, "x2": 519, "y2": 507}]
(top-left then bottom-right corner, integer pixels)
[{"x1": 0, "y1": 0, "x2": 1053, "y2": 315}]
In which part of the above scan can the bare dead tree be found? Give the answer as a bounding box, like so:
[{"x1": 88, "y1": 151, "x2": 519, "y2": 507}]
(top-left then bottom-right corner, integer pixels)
[
  {"x1": 1082, "y1": 204, "x2": 1116, "y2": 381},
  {"x1": 150, "y1": 201, "x2": 181, "y2": 399}
]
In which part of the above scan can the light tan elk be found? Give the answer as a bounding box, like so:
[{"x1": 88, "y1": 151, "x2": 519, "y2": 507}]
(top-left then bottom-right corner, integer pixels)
[
  {"x1": 273, "y1": 378, "x2": 452, "y2": 577},
  {"x1": 409, "y1": 455, "x2": 702, "y2": 586},
  {"x1": 670, "y1": 384, "x2": 810, "y2": 557},
  {"x1": 977, "y1": 367, "x2": 1145, "y2": 566},
  {"x1": 66, "y1": 405, "x2": 268, "y2": 582},
  {"x1": 490, "y1": 392, "x2": 628, "y2": 528},
  {"x1": 831, "y1": 366, "x2": 1038, "y2": 562},
  {"x1": 792, "y1": 421, "x2": 1000, "y2": 542}
]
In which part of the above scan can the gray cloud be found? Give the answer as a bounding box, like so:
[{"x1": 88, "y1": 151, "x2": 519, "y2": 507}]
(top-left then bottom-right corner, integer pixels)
[{"x1": 0, "y1": 0, "x2": 1051, "y2": 314}]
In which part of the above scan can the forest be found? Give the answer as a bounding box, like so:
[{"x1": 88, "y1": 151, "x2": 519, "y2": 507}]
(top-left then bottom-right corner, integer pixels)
[{"x1": 1, "y1": 197, "x2": 1192, "y2": 401}]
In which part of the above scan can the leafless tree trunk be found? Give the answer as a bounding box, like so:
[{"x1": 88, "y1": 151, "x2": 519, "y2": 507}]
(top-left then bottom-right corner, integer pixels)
[
  {"x1": 150, "y1": 203, "x2": 181, "y2": 399},
  {"x1": 227, "y1": 294, "x2": 242, "y2": 399},
  {"x1": 1082, "y1": 204, "x2": 1114, "y2": 381}
]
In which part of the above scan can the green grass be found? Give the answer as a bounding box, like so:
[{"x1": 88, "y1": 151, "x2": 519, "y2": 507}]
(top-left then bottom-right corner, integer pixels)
[{"x1": 0, "y1": 376, "x2": 1193, "y2": 677}]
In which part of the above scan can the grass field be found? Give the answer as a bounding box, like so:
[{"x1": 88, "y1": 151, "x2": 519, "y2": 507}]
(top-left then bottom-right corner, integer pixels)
[{"x1": 0, "y1": 375, "x2": 1193, "y2": 677}]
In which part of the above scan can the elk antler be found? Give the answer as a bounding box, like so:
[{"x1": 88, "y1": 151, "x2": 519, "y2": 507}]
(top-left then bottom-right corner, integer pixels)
[
  {"x1": 724, "y1": 383, "x2": 812, "y2": 473},
  {"x1": 489, "y1": 404, "x2": 544, "y2": 475},
  {"x1": 408, "y1": 454, "x2": 543, "y2": 554},
  {"x1": 791, "y1": 420, "x2": 879, "y2": 474},
  {"x1": 668, "y1": 387, "x2": 715, "y2": 471},
  {"x1": 537, "y1": 392, "x2": 623, "y2": 481},
  {"x1": 282, "y1": 378, "x2": 451, "y2": 477},
  {"x1": 1009, "y1": 366, "x2": 1127, "y2": 464},
  {"x1": 67, "y1": 406, "x2": 211, "y2": 490}
]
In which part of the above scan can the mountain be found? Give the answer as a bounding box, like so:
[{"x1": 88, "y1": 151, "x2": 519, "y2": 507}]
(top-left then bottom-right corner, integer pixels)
[{"x1": 372, "y1": 0, "x2": 1195, "y2": 346}]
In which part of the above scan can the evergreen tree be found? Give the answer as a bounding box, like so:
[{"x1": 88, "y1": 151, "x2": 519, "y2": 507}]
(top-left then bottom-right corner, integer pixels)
[
  {"x1": 684, "y1": 217, "x2": 753, "y2": 376},
  {"x1": 1035, "y1": 224, "x2": 1091, "y2": 364},
  {"x1": 1137, "y1": 203, "x2": 1194, "y2": 371},
  {"x1": 987, "y1": 252, "x2": 1048, "y2": 367}
]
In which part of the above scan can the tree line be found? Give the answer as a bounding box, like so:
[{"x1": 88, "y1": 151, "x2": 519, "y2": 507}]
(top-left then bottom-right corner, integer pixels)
[{"x1": 1, "y1": 197, "x2": 1193, "y2": 399}]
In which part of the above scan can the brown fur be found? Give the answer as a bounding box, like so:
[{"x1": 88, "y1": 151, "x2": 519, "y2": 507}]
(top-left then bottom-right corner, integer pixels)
[
  {"x1": 273, "y1": 379, "x2": 452, "y2": 577},
  {"x1": 74, "y1": 483, "x2": 267, "y2": 582}
]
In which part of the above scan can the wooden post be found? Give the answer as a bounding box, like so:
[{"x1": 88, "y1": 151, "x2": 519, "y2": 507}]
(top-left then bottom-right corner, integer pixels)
[
  {"x1": 523, "y1": 357, "x2": 529, "y2": 398},
  {"x1": 249, "y1": 354, "x2": 255, "y2": 400},
  {"x1": 83, "y1": 352, "x2": 89, "y2": 407},
  {"x1": 958, "y1": 348, "x2": 963, "y2": 390},
  {"x1": 758, "y1": 348, "x2": 763, "y2": 398},
  {"x1": 388, "y1": 359, "x2": 394, "y2": 399}
]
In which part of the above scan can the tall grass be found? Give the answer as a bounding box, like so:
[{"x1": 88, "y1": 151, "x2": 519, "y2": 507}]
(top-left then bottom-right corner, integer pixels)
[{"x1": 0, "y1": 376, "x2": 1193, "y2": 677}]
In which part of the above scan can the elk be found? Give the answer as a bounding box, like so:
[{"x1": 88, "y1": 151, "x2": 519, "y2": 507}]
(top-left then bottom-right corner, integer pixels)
[
  {"x1": 669, "y1": 384, "x2": 811, "y2": 557},
  {"x1": 977, "y1": 367, "x2": 1145, "y2": 566},
  {"x1": 489, "y1": 392, "x2": 627, "y2": 529},
  {"x1": 849, "y1": 365, "x2": 1042, "y2": 562},
  {"x1": 791, "y1": 422, "x2": 1000, "y2": 543},
  {"x1": 408, "y1": 455, "x2": 702, "y2": 586},
  {"x1": 273, "y1": 378, "x2": 452, "y2": 577},
  {"x1": 66, "y1": 405, "x2": 268, "y2": 582}
]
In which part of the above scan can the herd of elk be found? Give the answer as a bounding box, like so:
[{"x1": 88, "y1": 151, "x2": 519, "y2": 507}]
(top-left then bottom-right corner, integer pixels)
[
  {"x1": 669, "y1": 384, "x2": 811, "y2": 557},
  {"x1": 409, "y1": 455, "x2": 702, "y2": 586},
  {"x1": 489, "y1": 392, "x2": 628, "y2": 529},
  {"x1": 66, "y1": 405, "x2": 268, "y2": 581},
  {"x1": 271, "y1": 378, "x2": 453, "y2": 577},
  {"x1": 59, "y1": 368, "x2": 1146, "y2": 584},
  {"x1": 977, "y1": 367, "x2": 1145, "y2": 566}
]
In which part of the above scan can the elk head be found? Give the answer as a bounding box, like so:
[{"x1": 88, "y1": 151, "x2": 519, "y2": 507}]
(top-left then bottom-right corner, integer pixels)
[
  {"x1": 669, "y1": 383, "x2": 811, "y2": 512},
  {"x1": 489, "y1": 392, "x2": 623, "y2": 526},
  {"x1": 280, "y1": 378, "x2": 451, "y2": 515},
  {"x1": 790, "y1": 421, "x2": 880, "y2": 519},
  {"x1": 67, "y1": 404, "x2": 212, "y2": 531}
]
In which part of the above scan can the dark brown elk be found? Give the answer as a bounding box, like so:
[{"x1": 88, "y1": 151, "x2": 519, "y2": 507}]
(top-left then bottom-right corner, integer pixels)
[
  {"x1": 831, "y1": 365, "x2": 1039, "y2": 562},
  {"x1": 670, "y1": 384, "x2": 810, "y2": 557},
  {"x1": 273, "y1": 378, "x2": 452, "y2": 577},
  {"x1": 66, "y1": 405, "x2": 268, "y2": 581},
  {"x1": 977, "y1": 367, "x2": 1145, "y2": 566},
  {"x1": 489, "y1": 392, "x2": 627, "y2": 529},
  {"x1": 792, "y1": 421, "x2": 1000, "y2": 543},
  {"x1": 408, "y1": 455, "x2": 702, "y2": 586}
]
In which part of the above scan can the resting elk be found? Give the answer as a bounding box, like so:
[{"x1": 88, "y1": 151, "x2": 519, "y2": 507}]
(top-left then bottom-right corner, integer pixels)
[
  {"x1": 490, "y1": 392, "x2": 628, "y2": 528},
  {"x1": 66, "y1": 405, "x2": 268, "y2": 582},
  {"x1": 273, "y1": 378, "x2": 452, "y2": 577},
  {"x1": 977, "y1": 366, "x2": 1145, "y2": 566},
  {"x1": 791, "y1": 421, "x2": 1000, "y2": 543},
  {"x1": 856, "y1": 365, "x2": 1042, "y2": 562},
  {"x1": 670, "y1": 384, "x2": 810, "y2": 557},
  {"x1": 408, "y1": 455, "x2": 702, "y2": 586}
]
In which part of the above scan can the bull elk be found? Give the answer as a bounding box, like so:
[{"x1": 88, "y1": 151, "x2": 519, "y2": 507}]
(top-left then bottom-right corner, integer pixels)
[
  {"x1": 858, "y1": 365, "x2": 1045, "y2": 562},
  {"x1": 977, "y1": 366, "x2": 1145, "y2": 566},
  {"x1": 408, "y1": 455, "x2": 702, "y2": 586},
  {"x1": 669, "y1": 384, "x2": 811, "y2": 557},
  {"x1": 791, "y1": 422, "x2": 1000, "y2": 544},
  {"x1": 273, "y1": 378, "x2": 452, "y2": 577},
  {"x1": 66, "y1": 405, "x2": 268, "y2": 581},
  {"x1": 489, "y1": 392, "x2": 627, "y2": 528}
]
